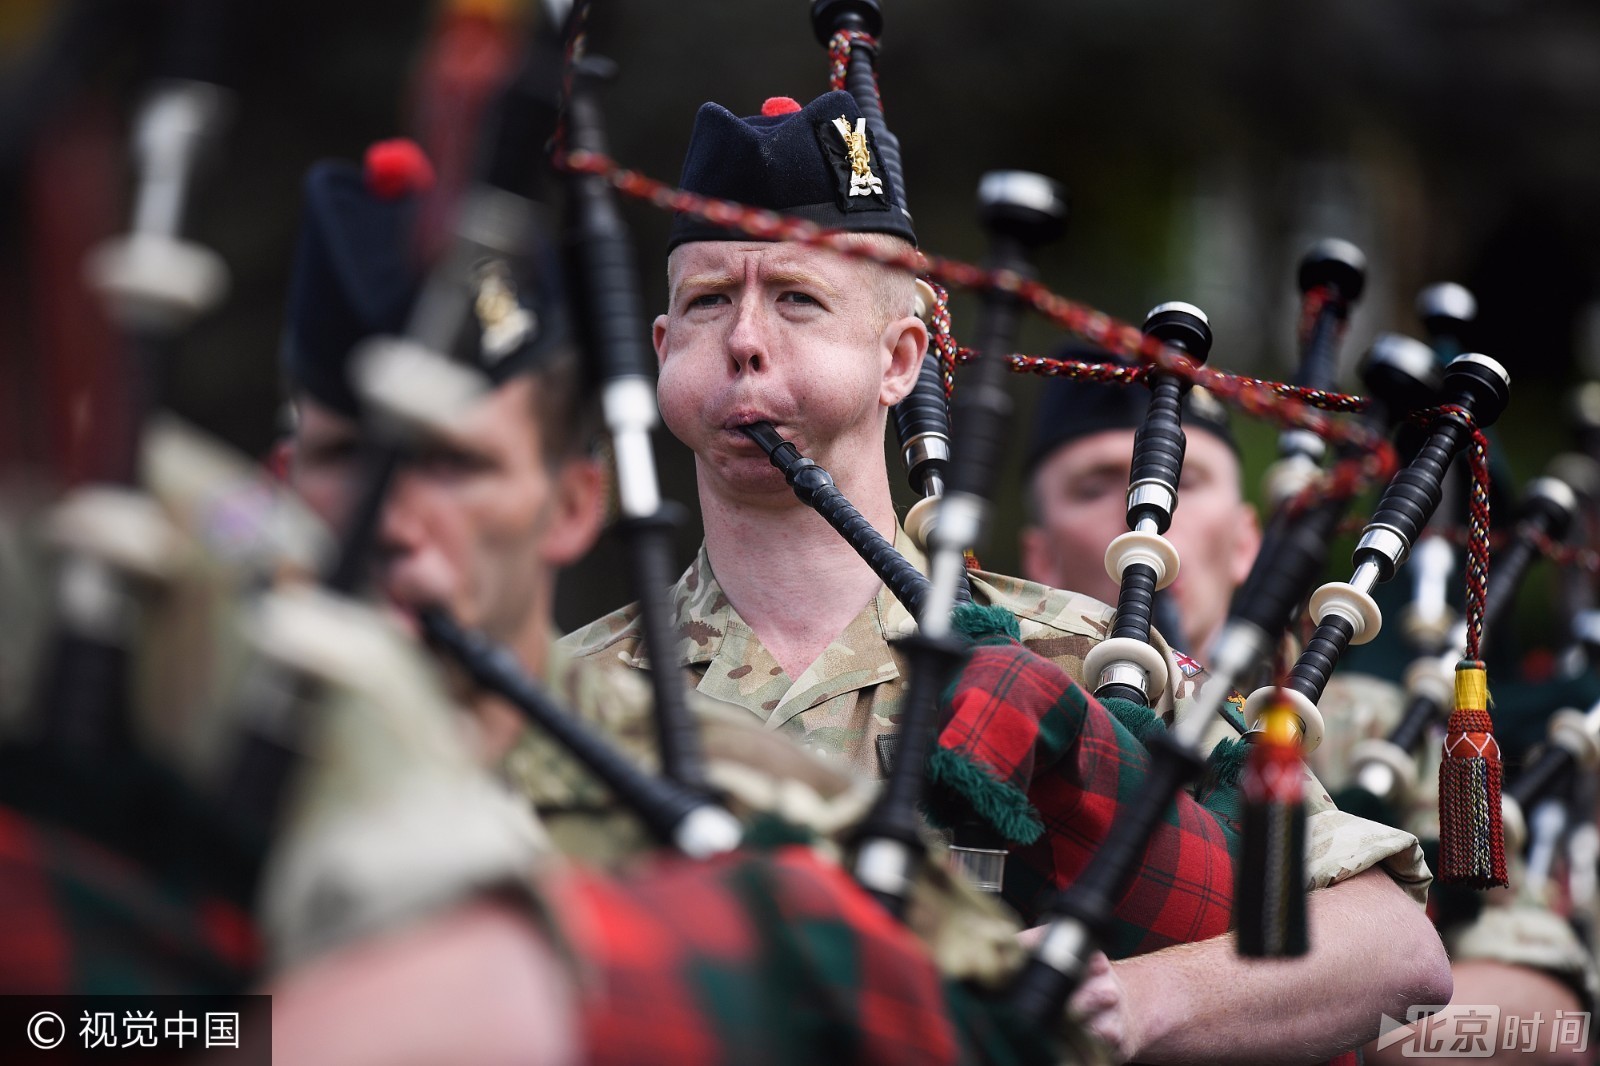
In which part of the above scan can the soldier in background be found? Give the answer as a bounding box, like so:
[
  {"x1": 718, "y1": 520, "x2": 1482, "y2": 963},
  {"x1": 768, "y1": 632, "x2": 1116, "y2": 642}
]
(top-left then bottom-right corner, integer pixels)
[
  {"x1": 1020, "y1": 371, "x2": 1259, "y2": 656},
  {"x1": 1023, "y1": 372, "x2": 1595, "y2": 1063}
]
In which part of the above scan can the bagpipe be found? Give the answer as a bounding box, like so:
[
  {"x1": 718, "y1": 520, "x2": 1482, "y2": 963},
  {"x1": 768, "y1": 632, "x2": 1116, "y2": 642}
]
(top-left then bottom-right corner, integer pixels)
[{"x1": 1335, "y1": 475, "x2": 1577, "y2": 830}]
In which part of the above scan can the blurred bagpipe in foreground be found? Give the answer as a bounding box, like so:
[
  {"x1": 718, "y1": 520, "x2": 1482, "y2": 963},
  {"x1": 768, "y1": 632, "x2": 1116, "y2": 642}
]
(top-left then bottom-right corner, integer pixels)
[{"x1": 2, "y1": 0, "x2": 1600, "y2": 1063}]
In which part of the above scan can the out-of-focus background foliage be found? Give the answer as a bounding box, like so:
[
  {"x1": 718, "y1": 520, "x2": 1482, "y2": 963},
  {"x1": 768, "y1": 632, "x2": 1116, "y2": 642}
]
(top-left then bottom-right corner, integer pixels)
[{"x1": 3, "y1": 0, "x2": 1600, "y2": 634}]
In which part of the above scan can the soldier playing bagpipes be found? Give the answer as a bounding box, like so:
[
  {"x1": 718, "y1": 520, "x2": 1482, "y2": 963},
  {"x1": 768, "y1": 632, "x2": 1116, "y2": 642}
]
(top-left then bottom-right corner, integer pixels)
[
  {"x1": 1024, "y1": 339, "x2": 1595, "y2": 1060},
  {"x1": 555, "y1": 45, "x2": 1448, "y2": 1066}
]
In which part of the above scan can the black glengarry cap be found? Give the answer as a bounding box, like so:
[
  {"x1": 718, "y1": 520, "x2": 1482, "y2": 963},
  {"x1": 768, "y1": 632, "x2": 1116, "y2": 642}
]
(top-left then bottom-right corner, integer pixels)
[
  {"x1": 280, "y1": 139, "x2": 569, "y2": 417},
  {"x1": 667, "y1": 90, "x2": 916, "y2": 251},
  {"x1": 1024, "y1": 346, "x2": 1238, "y2": 475}
]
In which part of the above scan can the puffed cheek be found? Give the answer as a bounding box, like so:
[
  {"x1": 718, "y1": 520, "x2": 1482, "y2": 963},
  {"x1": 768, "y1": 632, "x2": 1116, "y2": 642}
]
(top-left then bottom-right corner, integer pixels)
[{"x1": 653, "y1": 368, "x2": 695, "y2": 439}]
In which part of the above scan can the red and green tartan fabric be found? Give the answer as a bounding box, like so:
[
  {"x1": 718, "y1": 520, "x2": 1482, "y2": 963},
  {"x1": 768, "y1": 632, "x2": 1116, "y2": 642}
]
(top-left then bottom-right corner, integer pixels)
[
  {"x1": 0, "y1": 804, "x2": 259, "y2": 994},
  {"x1": 545, "y1": 842, "x2": 1059, "y2": 1066},
  {"x1": 928, "y1": 620, "x2": 1240, "y2": 957}
]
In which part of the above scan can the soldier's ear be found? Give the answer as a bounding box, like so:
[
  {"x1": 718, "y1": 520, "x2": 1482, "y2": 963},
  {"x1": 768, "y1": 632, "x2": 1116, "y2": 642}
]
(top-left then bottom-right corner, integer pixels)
[
  {"x1": 266, "y1": 438, "x2": 294, "y2": 483},
  {"x1": 879, "y1": 314, "x2": 927, "y2": 407},
  {"x1": 652, "y1": 313, "x2": 670, "y2": 368},
  {"x1": 540, "y1": 456, "x2": 607, "y2": 567}
]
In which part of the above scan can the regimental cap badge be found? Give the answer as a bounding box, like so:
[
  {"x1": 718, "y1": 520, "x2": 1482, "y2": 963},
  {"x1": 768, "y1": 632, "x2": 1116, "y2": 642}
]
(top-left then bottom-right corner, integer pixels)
[
  {"x1": 815, "y1": 106, "x2": 890, "y2": 215},
  {"x1": 829, "y1": 115, "x2": 884, "y2": 199},
  {"x1": 472, "y1": 259, "x2": 537, "y2": 365}
]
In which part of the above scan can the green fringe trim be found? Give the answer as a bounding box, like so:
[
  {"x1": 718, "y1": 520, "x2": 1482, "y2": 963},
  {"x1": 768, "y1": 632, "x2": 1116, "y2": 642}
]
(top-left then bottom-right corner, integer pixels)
[
  {"x1": 1099, "y1": 695, "x2": 1165, "y2": 744},
  {"x1": 739, "y1": 813, "x2": 816, "y2": 849},
  {"x1": 925, "y1": 746, "x2": 1044, "y2": 845},
  {"x1": 950, "y1": 603, "x2": 1021, "y2": 643},
  {"x1": 1100, "y1": 694, "x2": 1251, "y2": 795},
  {"x1": 1205, "y1": 736, "x2": 1250, "y2": 789}
]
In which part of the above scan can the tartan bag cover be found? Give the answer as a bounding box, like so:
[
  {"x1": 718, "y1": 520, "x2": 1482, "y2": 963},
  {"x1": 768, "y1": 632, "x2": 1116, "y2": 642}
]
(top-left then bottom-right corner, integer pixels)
[
  {"x1": 545, "y1": 842, "x2": 1060, "y2": 1066},
  {"x1": 0, "y1": 805, "x2": 259, "y2": 995},
  {"x1": 929, "y1": 625, "x2": 1240, "y2": 956}
]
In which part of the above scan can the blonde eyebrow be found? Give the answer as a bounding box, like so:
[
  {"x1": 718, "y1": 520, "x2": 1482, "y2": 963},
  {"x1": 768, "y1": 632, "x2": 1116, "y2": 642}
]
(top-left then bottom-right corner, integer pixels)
[
  {"x1": 763, "y1": 269, "x2": 842, "y2": 300},
  {"x1": 672, "y1": 270, "x2": 737, "y2": 299},
  {"x1": 670, "y1": 266, "x2": 843, "y2": 304}
]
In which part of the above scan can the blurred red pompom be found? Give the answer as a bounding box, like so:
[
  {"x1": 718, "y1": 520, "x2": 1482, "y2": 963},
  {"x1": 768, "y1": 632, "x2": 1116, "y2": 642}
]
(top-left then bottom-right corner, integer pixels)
[{"x1": 363, "y1": 138, "x2": 436, "y2": 200}]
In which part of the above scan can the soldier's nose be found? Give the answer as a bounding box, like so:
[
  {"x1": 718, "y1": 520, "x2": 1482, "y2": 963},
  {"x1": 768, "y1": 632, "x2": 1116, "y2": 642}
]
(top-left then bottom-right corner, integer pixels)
[
  {"x1": 726, "y1": 305, "x2": 769, "y2": 374},
  {"x1": 375, "y1": 471, "x2": 429, "y2": 555}
]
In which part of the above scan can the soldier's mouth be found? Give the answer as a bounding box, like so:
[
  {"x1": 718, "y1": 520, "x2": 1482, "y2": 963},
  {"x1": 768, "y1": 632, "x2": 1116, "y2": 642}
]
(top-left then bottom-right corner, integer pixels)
[
  {"x1": 723, "y1": 419, "x2": 782, "y2": 450},
  {"x1": 379, "y1": 599, "x2": 422, "y2": 640}
]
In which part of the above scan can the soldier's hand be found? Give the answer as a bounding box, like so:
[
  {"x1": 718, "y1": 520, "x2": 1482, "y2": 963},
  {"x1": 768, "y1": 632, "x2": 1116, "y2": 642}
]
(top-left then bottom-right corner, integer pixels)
[{"x1": 1068, "y1": 950, "x2": 1138, "y2": 1063}]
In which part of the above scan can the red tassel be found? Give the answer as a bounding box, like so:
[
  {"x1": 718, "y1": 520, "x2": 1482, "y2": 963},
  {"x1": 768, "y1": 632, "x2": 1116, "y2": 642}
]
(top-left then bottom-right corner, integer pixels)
[{"x1": 1438, "y1": 660, "x2": 1507, "y2": 888}]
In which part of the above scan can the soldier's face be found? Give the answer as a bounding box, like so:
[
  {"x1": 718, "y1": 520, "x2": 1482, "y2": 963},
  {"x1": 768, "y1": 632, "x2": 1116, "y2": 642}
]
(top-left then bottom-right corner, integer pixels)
[
  {"x1": 290, "y1": 379, "x2": 603, "y2": 656},
  {"x1": 653, "y1": 240, "x2": 925, "y2": 499},
  {"x1": 1020, "y1": 429, "x2": 1260, "y2": 655}
]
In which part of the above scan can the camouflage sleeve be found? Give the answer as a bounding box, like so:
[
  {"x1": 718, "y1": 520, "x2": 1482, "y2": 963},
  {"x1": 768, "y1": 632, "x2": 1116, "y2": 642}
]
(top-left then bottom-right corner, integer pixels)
[
  {"x1": 1303, "y1": 810, "x2": 1432, "y2": 907},
  {"x1": 1448, "y1": 903, "x2": 1599, "y2": 1010},
  {"x1": 502, "y1": 653, "x2": 876, "y2": 868}
]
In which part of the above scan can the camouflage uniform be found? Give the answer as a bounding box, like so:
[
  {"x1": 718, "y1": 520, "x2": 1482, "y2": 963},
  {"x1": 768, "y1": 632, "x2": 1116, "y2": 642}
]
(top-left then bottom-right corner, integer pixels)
[
  {"x1": 563, "y1": 528, "x2": 1433, "y2": 904},
  {"x1": 501, "y1": 639, "x2": 876, "y2": 869},
  {"x1": 1318, "y1": 672, "x2": 1598, "y2": 1007}
]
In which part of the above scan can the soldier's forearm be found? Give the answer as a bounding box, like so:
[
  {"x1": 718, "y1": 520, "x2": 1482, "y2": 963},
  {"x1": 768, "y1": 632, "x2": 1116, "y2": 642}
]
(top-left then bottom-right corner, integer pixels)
[{"x1": 1114, "y1": 866, "x2": 1452, "y2": 1065}]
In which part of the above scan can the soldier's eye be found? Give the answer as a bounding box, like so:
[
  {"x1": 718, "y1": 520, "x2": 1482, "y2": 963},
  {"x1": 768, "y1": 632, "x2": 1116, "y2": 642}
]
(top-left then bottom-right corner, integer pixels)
[
  {"x1": 687, "y1": 293, "x2": 729, "y2": 309},
  {"x1": 412, "y1": 446, "x2": 493, "y2": 479},
  {"x1": 304, "y1": 437, "x2": 358, "y2": 468},
  {"x1": 778, "y1": 291, "x2": 818, "y2": 306},
  {"x1": 1067, "y1": 475, "x2": 1121, "y2": 503}
]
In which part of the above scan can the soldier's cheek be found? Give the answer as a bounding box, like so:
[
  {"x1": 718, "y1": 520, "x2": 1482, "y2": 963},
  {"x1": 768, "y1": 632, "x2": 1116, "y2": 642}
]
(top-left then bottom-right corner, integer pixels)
[{"x1": 653, "y1": 365, "x2": 701, "y2": 445}]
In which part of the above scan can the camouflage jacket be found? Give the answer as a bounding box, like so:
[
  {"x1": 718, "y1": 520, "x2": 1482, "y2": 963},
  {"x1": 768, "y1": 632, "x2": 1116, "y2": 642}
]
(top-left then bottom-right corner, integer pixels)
[
  {"x1": 562, "y1": 529, "x2": 1433, "y2": 904},
  {"x1": 564, "y1": 529, "x2": 1193, "y2": 779},
  {"x1": 501, "y1": 639, "x2": 883, "y2": 868}
]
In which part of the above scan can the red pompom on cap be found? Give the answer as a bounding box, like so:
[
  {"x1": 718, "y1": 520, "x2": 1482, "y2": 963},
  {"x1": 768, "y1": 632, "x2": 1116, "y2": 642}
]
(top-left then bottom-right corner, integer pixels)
[
  {"x1": 760, "y1": 97, "x2": 802, "y2": 117},
  {"x1": 363, "y1": 138, "x2": 436, "y2": 200}
]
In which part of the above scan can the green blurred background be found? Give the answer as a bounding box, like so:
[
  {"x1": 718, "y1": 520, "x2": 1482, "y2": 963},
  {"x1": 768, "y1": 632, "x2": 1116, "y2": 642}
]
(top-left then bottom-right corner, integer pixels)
[{"x1": 3, "y1": 0, "x2": 1599, "y2": 641}]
